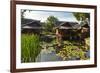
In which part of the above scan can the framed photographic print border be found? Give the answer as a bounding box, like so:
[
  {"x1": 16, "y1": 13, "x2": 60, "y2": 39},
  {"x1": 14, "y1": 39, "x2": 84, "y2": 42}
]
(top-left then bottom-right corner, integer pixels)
[{"x1": 10, "y1": 1, "x2": 97, "y2": 72}]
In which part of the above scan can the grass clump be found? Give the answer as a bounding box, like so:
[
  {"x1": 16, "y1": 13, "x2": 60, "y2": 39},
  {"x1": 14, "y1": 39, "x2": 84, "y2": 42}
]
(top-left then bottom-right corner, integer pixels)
[{"x1": 21, "y1": 34, "x2": 41, "y2": 63}]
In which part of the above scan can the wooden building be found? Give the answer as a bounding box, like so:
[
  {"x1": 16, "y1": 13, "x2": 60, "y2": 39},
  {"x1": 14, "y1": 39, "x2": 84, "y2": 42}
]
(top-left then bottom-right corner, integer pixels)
[
  {"x1": 54, "y1": 20, "x2": 90, "y2": 46},
  {"x1": 21, "y1": 18, "x2": 42, "y2": 34}
]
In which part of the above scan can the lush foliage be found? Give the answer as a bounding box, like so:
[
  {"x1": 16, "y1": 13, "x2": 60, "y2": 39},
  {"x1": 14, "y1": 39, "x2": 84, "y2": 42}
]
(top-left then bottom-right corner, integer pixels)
[
  {"x1": 56, "y1": 40, "x2": 89, "y2": 60},
  {"x1": 44, "y1": 16, "x2": 58, "y2": 32},
  {"x1": 21, "y1": 34, "x2": 41, "y2": 62},
  {"x1": 85, "y1": 38, "x2": 90, "y2": 46},
  {"x1": 73, "y1": 13, "x2": 90, "y2": 21}
]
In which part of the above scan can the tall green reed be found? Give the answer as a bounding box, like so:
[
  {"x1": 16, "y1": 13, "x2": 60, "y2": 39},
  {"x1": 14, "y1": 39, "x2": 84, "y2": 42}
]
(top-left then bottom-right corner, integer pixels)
[{"x1": 21, "y1": 34, "x2": 41, "y2": 62}]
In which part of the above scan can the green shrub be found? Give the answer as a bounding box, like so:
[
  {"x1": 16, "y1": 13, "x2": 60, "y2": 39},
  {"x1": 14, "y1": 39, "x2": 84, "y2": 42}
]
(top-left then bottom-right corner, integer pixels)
[
  {"x1": 21, "y1": 34, "x2": 41, "y2": 62},
  {"x1": 56, "y1": 45, "x2": 87, "y2": 60}
]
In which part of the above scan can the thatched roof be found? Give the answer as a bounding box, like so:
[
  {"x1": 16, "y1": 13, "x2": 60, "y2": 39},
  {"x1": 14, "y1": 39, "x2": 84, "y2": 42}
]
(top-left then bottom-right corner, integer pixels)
[
  {"x1": 21, "y1": 18, "x2": 42, "y2": 29},
  {"x1": 55, "y1": 21, "x2": 81, "y2": 29},
  {"x1": 21, "y1": 19, "x2": 89, "y2": 30}
]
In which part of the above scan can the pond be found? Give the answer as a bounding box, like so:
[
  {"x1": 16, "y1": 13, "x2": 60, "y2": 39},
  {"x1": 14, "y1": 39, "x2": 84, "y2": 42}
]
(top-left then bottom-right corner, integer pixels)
[
  {"x1": 36, "y1": 48, "x2": 63, "y2": 62},
  {"x1": 36, "y1": 35, "x2": 90, "y2": 62},
  {"x1": 36, "y1": 44, "x2": 90, "y2": 62}
]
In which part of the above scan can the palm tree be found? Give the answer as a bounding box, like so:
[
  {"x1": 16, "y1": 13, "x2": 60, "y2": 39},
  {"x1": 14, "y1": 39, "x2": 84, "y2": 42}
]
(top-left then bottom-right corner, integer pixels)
[
  {"x1": 73, "y1": 13, "x2": 90, "y2": 21},
  {"x1": 73, "y1": 12, "x2": 90, "y2": 47},
  {"x1": 73, "y1": 13, "x2": 90, "y2": 26}
]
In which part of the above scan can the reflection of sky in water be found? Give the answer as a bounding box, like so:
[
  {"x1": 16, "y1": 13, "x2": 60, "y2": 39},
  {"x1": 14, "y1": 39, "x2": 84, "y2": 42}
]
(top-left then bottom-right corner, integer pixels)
[{"x1": 23, "y1": 10, "x2": 78, "y2": 22}]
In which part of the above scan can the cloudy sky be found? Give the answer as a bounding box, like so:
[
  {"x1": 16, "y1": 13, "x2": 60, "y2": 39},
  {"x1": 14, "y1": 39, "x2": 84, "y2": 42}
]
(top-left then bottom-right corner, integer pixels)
[{"x1": 23, "y1": 10, "x2": 78, "y2": 22}]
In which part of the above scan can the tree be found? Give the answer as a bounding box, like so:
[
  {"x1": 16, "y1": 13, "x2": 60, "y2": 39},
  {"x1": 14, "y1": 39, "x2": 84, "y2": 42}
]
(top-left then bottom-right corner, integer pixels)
[
  {"x1": 21, "y1": 10, "x2": 27, "y2": 19},
  {"x1": 21, "y1": 9, "x2": 32, "y2": 19},
  {"x1": 44, "y1": 16, "x2": 59, "y2": 32},
  {"x1": 73, "y1": 13, "x2": 90, "y2": 46},
  {"x1": 73, "y1": 13, "x2": 90, "y2": 21}
]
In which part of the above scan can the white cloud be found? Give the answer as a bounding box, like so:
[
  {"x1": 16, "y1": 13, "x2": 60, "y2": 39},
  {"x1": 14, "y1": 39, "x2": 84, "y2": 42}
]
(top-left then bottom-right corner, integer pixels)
[{"x1": 24, "y1": 10, "x2": 78, "y2": 22}]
